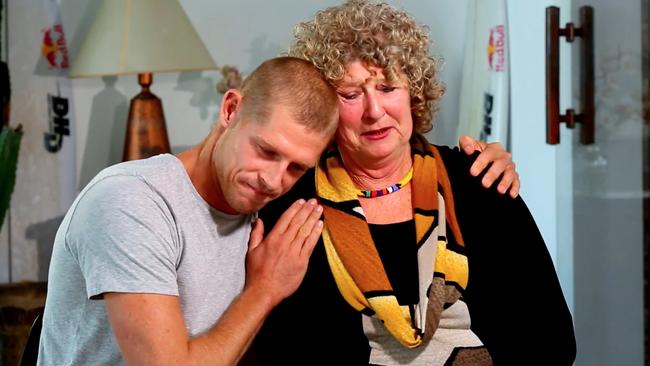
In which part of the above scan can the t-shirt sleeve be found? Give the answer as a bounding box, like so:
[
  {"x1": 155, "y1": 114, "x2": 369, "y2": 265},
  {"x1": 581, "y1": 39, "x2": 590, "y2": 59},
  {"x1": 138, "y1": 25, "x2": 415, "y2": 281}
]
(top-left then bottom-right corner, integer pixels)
[{"x1": 64, "y1": 174, "x2": 181, "y2": 300}]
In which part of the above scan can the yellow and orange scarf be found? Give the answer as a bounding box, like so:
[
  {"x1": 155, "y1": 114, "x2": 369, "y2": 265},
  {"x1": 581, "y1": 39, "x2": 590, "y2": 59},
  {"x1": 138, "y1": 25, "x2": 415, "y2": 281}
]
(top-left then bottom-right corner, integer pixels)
[{"x1": 316, "y1": 137, "x2": 473, "y2": 349}]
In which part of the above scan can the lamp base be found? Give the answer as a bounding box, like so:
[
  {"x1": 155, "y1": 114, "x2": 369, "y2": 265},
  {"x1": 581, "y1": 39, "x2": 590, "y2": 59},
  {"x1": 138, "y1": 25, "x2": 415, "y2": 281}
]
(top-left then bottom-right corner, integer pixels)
[{"x1": 122, "y1": 73, "x2": 171, "y2": 161}]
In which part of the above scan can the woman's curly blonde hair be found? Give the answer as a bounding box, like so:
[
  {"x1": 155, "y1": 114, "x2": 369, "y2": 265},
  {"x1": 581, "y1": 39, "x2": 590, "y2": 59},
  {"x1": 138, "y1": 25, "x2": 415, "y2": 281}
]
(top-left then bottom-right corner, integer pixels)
[{"x1": 288, "y1": 0, "x2": 445, "y2": 134}]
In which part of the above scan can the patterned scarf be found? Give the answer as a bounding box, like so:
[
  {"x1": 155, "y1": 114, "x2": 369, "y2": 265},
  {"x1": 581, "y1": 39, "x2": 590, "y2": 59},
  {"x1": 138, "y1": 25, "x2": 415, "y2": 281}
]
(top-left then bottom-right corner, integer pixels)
[{"x1": 316, "y1": 136, "x2": 490, "y2": 364}]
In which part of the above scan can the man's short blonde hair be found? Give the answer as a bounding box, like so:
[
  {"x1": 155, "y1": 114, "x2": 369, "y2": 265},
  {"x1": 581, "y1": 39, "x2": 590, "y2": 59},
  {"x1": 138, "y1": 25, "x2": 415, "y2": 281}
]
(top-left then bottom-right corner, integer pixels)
[{"x1": 239, "y1": 57, "x2": 339, "y2": 137}]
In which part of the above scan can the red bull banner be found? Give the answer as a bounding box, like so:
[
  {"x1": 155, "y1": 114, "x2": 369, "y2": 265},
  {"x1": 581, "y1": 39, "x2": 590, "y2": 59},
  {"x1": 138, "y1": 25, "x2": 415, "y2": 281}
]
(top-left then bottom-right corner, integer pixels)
[
  {"x1": 39, "y1": 0, "x2": 77, "y2": 207},
  {"x1": 457, "y1": 0, "x2": 510, "y2": 148}
]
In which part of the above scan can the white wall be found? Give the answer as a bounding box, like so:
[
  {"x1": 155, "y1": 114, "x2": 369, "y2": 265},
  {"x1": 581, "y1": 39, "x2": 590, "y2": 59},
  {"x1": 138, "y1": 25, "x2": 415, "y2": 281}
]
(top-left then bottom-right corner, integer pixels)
[
  {"x1": 62, "y1": 0, "x2": 468, "y2": 185},
  {"x1": 508, "y1": 0, "x2": 573, "y2": 269}
]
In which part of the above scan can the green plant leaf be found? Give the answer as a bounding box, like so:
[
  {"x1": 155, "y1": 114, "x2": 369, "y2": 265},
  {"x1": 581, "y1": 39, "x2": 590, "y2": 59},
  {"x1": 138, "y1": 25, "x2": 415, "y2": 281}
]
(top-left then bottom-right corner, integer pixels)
[{"x1": 0, "y1": 125, "x2": 23, "y2": 231}]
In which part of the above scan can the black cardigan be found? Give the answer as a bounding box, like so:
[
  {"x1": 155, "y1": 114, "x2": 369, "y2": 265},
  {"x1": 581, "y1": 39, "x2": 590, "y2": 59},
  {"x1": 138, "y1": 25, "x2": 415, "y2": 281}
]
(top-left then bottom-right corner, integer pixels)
[{"x1": 253, "y1": 145, "x2": 576, "y2": 365}]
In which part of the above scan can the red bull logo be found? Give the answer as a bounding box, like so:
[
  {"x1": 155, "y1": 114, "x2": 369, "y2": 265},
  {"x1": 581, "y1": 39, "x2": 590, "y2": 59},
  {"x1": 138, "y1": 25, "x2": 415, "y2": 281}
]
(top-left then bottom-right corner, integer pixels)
[
  {"x1": 487, "y1": 24, "x2": 505, "y2": 72},
  {"x1": 41, "y1": 24, "x2": 69, "y2": 69}
]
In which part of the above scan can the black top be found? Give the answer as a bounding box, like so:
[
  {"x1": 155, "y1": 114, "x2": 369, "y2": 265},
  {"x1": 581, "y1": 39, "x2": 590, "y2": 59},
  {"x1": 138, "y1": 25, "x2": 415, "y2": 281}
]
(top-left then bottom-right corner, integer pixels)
[
  {"x1": 369, "y1": 220, "x2": 419, "y2": 306},
  {"x1": 252, "y1": 145, "x2": 576, "y2": 366}
]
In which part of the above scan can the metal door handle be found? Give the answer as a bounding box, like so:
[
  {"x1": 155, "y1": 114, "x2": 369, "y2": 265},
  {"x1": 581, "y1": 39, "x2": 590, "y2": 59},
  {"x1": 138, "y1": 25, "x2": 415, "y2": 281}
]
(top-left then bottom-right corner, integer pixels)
[{"x1": 546, "y1": 6, "x2": 594, "y2": 145}]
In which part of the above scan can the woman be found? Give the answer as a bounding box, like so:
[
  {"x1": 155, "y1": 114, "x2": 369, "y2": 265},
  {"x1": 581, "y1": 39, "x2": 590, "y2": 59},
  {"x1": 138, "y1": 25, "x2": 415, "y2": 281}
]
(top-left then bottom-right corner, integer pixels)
[{"x1": 255, "y1": 1, "x2": 576, "y2": 365}]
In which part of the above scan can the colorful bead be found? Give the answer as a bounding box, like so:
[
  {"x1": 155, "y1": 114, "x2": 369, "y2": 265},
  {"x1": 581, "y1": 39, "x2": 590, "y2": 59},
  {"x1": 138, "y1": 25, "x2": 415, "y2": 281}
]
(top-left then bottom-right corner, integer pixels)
[{"x1": 356, "y1": 167, "x2": 413, "y2": 198}]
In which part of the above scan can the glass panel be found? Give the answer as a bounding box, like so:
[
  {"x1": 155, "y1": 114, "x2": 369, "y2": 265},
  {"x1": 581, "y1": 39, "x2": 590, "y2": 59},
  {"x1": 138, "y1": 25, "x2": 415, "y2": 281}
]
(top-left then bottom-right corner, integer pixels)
[{"x1": 569, "y1": 0, "x2": 645, "y2": 364}]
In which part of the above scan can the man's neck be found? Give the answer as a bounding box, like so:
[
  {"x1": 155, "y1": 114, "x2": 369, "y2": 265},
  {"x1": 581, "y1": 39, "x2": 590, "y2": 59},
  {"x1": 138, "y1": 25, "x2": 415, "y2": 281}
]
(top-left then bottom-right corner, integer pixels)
[{"x1": 177, "y1": 127, "x2": 237, "y2": 214}]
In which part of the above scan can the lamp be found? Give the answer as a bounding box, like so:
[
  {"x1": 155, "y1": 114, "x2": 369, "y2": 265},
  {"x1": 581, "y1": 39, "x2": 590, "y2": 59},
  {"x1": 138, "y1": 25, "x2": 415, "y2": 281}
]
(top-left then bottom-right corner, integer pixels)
[{"x1": 69, "y1": 0, "x2": 217, "y2": 161}]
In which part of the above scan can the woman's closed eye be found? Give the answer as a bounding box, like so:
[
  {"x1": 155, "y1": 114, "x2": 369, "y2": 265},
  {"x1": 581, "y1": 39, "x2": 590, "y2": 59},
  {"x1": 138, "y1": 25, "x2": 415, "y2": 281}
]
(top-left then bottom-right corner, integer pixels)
[
  {"x1": 338, "y1": 92, "x2": 360, "y2": 101},
  {"x1": 378, "y1": 84, "x2": 397, "y2": 93}
]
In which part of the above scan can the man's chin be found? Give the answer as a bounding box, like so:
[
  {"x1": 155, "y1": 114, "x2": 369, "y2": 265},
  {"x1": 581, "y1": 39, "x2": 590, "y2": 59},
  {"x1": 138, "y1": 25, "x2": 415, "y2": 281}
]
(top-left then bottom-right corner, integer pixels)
[{"x1": 233, "y1": 198, "x2": 270, "y2": 214}]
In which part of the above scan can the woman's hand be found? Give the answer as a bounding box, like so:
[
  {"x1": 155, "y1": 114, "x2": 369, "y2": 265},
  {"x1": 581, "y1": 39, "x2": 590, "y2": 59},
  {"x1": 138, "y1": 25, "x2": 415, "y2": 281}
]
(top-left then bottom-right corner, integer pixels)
[{"x1": 458, "y1": 135, "x2": 520, "y2": 198}]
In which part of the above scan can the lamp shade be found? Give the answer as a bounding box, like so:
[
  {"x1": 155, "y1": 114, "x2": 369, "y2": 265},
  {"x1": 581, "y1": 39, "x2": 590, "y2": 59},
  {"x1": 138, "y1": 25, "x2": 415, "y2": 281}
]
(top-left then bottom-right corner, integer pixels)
[{"x1": 69, "y1": 0, "x2": 217, "y2": 77}]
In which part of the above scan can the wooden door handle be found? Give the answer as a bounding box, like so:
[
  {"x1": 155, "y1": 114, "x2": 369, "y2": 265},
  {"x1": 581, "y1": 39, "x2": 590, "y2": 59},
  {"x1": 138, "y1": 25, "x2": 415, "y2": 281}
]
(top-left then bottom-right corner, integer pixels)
[{"x1": 546, "y1": 6, "x2": 595, "y2": 145}]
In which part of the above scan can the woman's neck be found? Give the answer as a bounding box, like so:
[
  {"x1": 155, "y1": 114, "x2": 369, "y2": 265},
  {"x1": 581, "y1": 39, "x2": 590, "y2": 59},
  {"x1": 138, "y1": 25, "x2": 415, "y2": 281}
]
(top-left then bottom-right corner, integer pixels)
[{"x1": 339, "y1": 147, "x2": 412, "y2": 190}]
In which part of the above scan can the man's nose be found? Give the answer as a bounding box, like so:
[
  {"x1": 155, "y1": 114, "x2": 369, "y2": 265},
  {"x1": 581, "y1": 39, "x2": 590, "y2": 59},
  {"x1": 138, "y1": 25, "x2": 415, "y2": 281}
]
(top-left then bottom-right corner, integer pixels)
[{"x1": 259, "y1": 164, "x2": 284, "y2": 195}]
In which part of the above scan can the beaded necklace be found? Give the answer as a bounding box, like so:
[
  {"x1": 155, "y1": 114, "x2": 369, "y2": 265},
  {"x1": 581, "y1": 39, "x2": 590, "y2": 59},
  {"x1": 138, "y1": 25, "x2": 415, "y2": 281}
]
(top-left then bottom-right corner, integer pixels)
[{"x1": 355, "y1": 167, "x2": 414, "y2": 198}]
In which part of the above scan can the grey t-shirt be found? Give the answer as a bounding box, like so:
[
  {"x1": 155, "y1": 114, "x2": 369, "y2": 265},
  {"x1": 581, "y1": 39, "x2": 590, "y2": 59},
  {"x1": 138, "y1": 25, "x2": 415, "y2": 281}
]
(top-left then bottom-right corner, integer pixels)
[{"x1": 38, "y1": 154, "x2": 254, "y2": 365}]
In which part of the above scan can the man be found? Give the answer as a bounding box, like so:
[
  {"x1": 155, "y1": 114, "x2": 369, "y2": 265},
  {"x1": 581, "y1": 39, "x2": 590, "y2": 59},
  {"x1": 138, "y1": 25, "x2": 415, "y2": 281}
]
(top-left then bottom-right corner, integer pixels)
[{"x1": 38, "y1": 57, "x2": 340, "y2": 365}]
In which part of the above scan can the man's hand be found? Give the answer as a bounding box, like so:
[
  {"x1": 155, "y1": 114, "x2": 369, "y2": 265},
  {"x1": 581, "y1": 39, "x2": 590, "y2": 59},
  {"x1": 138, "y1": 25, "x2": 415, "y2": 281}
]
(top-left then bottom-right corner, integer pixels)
[
  {"x1": 245, "y1": 198, "x2": 323, "y2": 307},
  {"x1": 459, "y1": 135, "x2": 520, "y2": 198}
]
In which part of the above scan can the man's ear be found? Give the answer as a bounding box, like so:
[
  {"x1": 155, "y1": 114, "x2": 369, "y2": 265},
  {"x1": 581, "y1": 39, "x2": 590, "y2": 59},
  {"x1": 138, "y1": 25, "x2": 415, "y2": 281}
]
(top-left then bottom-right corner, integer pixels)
[{"x1": 219, "y1": 89, "x2": 243, "y2": 128}]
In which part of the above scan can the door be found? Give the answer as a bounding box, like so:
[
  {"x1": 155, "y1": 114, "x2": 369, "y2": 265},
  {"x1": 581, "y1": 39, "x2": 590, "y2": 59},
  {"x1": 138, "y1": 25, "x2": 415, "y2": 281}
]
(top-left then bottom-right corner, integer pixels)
[
  {"x1": 508, "y1": 0, "x2": 645, "y2": 364},
  {"x1": 568, "y1": 0, "x2": 645, "y2": 364}
]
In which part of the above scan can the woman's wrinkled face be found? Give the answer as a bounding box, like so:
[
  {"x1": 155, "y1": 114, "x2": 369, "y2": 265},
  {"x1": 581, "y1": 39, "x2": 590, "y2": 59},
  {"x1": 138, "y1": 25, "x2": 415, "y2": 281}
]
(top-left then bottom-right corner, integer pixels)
[{"x1": 334, "y1": 61, "x2": 413, "y2": 166}]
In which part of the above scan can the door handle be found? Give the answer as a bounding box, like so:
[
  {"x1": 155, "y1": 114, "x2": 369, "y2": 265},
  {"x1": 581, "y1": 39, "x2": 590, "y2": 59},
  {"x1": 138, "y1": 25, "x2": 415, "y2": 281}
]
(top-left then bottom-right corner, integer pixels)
[{"x1": 546, "y1": 6, "x2": 594, "y2": 145}]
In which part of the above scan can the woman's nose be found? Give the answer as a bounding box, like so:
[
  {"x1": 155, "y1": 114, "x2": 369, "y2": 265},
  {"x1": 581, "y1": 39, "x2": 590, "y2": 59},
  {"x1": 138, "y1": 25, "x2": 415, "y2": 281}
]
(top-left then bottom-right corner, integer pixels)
[{"x1": 364, "y1": 92, "x2": 385, "y2": 121}]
